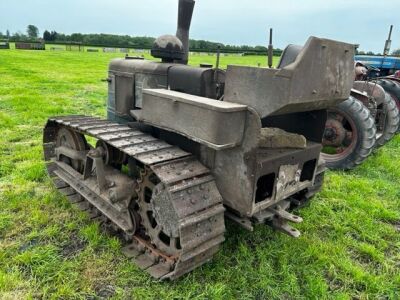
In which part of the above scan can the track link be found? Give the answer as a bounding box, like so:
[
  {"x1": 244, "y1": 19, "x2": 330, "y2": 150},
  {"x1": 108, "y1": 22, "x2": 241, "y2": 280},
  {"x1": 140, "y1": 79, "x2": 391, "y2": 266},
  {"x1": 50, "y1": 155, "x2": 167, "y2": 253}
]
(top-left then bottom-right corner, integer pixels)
[{"x1": 43, "y1": 115, "x2": 225, "y2": 280}]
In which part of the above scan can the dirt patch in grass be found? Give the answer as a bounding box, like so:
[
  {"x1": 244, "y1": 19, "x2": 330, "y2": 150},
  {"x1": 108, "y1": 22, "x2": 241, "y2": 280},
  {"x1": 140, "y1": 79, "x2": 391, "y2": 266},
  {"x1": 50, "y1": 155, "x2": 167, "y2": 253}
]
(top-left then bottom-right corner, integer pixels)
[
  {"x1": 392, "y1": 221, "x2": 400, "y2": 232},
  {"x1": 18, "y1": 238, "x2": 40, "y2": 252},
  {"x1": 60, "y1": 233, "x2": 87, "y2": 258},
  {"x1": 95, "y1": 284, "x2": 116, "y2": 299}
]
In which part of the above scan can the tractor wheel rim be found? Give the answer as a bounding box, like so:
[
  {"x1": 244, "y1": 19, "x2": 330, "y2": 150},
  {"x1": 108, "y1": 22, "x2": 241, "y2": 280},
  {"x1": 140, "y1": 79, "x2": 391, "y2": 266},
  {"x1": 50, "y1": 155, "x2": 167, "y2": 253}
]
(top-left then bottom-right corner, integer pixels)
[{"x1": 322, "y1": 110, "x2": 358, "y2": 162}]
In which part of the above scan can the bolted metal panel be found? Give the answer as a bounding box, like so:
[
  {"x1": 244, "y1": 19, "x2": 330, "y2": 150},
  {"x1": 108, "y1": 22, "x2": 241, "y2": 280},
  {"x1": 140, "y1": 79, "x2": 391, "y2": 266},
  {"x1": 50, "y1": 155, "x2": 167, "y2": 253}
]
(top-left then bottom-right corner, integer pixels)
[
  {"x1": 168, "y1": 65, "x2": 225, "y2": 99},
  {"x1": 133, "y1": 89, "x2": 248, "y2": 150},
  {"x1": 224, "y1": 37, "x2": 355, "y2": 118}
]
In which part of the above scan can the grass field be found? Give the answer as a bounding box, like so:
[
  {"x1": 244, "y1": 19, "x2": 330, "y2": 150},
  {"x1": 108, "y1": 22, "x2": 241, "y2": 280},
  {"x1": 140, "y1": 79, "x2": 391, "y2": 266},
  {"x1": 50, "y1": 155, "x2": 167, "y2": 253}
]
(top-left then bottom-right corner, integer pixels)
[{"x1": 0, "y1": 49, "x2": 399, "y2": 300}]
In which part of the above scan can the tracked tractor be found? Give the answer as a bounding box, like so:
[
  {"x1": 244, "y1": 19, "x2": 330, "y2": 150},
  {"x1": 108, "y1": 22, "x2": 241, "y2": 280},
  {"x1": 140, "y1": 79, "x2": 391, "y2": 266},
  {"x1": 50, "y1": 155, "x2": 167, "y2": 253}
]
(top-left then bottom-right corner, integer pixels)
[{"x1": 43, "y1": 0, "x2": 354, "y2": 279}]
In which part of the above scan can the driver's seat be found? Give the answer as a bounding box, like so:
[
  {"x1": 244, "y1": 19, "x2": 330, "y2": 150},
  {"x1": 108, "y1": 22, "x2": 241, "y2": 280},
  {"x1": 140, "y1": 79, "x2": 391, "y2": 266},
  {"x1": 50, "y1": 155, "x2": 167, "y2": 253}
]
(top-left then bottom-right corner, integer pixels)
[{"x1": 277, "y1": 44, "x2": 303, "y2": 69}]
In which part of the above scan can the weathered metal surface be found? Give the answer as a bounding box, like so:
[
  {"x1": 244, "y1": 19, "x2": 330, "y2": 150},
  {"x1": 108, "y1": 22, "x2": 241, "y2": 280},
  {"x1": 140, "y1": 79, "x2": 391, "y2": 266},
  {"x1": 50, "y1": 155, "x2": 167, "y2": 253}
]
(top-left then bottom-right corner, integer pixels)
[
  {"x1": 168, "y1": 65, "x2": 225, "y2": 100},
  {"x1": 132, "y1": 89, "x2": 248, "y2": 150},
  {"x1": 224, "y1": 37, "x2": 355, "y2": 118},
  {"x1": 353, "y1": 81, "x2": 386, "y2": 106},
  {"x1": 211, "y1": 107, "x2": 321, "y2": 218},
  {"x1": 175, "y1": 0, "x2": 195, "y2": 65},
  {"x1": 43, "y1": 115, "x2": 226, "y2": 280},
  {"x1": 266, "y1": 201, "x2": 303, "y2": 238},
  {"x1": 225, "y1": 211, "x2": 254, "y2": 231},
  {"x1": 276, "y1": 164, "x2": 302, "y2": 200}
]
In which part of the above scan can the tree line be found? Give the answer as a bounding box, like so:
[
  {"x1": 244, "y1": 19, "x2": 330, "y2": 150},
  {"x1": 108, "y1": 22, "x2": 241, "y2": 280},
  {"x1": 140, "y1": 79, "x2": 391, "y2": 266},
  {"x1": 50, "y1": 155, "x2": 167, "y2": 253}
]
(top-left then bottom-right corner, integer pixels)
[
  {"x1": 1, "y1": 25, "x2": 399, "y2": 56},
  {"x1": 0, "y1": 25, "x2": 280, "y2": 54}
]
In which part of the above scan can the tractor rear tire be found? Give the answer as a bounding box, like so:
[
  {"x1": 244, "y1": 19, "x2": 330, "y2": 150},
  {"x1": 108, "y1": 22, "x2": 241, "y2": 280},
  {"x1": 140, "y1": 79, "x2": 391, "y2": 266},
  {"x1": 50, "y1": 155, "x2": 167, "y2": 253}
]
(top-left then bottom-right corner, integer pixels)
[
  {"x1": 322, "y1": 97, "x2": 376, "y2": 170},
  {"x1": 377, "y1": 79, "x2": 400, "y2": 133},
  {"x1": 375, "y1": 92, "x2": 400, "y2": 147}
]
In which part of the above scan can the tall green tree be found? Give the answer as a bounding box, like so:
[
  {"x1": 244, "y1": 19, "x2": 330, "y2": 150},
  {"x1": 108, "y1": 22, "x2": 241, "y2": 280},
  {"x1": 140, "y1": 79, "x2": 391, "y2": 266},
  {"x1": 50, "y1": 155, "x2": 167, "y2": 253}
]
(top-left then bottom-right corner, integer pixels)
[
  {"x1": 50, "y1": 31, "x2": 58, "y2": 41},
  {"x1": 43, "y1": 30, "x2": 51, "y2": 41},
  {"x1": 392, "y1": 49, "x2": 400, "y2": 56},
  {"x1": 27, "y1": 25, "x2": 39, "y2": 39}
]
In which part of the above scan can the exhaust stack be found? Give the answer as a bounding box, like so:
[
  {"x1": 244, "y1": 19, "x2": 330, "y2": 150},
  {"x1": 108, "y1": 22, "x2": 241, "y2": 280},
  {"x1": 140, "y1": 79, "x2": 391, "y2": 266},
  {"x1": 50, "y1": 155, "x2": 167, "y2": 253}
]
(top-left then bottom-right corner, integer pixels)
[
  {"x1": 383, "y1": 25, "x2": 393, "y2": 56},
  {"x1": 176, "y1": 0, "x2": 195, "y2": 64}
]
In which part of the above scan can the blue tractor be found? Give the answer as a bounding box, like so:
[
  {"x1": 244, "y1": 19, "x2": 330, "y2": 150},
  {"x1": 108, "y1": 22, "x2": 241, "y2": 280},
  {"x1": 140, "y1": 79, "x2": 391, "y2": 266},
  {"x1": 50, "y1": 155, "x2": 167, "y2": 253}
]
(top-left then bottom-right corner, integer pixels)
[
  {"x1": 354, "y1": 55, "x2": 400, "y2": 77},
  {"x1": 320, "y1": 26, "x2": 400, "y2": 170},
  {"x1": 355, "y1": 25, "x2": 400, "y2": 77},
  {"x1": 355, "y1": 25, "x2": 400, "y2": 115},
  {"x1": 355, "y1": 25, "x2": 400, "y2": 112}
]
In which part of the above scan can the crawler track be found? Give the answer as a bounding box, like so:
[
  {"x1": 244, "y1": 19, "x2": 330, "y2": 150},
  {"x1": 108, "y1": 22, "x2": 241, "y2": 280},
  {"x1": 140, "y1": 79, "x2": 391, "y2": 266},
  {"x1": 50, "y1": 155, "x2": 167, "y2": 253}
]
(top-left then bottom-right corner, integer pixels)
[{"x1": 43, "y1": 115, "x2": 225, "y2": 280}]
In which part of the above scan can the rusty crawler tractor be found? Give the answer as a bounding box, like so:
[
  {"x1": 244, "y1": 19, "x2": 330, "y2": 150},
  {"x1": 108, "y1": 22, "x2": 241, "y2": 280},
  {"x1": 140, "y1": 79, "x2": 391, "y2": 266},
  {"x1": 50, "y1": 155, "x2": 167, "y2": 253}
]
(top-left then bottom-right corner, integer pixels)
[
  {"x1": 43, "y1": 0, "x2": 354, "y2": 279},
  {"x1": 321, "y1": 62, "x2": 400, "y2": 170}
]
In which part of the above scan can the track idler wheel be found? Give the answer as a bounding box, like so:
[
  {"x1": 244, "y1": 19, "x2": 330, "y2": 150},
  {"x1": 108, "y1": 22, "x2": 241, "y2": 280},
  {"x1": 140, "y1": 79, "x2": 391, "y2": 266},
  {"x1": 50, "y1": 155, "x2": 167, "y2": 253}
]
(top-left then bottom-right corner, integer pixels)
[{"x1": 55, "y1": 127, "x2": 88, "y2": 173}]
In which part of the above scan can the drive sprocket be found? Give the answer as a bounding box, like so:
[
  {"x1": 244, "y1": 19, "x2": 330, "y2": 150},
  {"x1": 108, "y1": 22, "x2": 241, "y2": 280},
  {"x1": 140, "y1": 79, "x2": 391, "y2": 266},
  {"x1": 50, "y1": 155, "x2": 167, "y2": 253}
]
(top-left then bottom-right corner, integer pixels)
[{"x1": 136, "y1": 168, "x2": 182, "y2": 257}]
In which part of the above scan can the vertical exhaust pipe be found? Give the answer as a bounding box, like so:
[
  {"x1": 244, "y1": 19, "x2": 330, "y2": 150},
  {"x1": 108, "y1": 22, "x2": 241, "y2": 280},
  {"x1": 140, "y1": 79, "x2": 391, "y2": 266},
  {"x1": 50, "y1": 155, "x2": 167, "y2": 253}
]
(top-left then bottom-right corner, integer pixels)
[
  {"x1": 176, "y1": 0, "x2": 195, "y2": 64},
  {"x1": 268, "y1": 28, "x2": 274, "y2": 68},
  {"x1": 383, "y1": 25, "x2": 393, "y2": 56}
]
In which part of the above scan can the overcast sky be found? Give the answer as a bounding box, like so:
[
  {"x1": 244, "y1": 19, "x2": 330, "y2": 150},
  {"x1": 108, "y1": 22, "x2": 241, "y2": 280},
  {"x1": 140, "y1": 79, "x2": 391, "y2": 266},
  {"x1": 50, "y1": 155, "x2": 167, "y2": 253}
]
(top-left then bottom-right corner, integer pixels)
[{"x1": 0, "y1": 0, "x2": 397, "y2": 53}]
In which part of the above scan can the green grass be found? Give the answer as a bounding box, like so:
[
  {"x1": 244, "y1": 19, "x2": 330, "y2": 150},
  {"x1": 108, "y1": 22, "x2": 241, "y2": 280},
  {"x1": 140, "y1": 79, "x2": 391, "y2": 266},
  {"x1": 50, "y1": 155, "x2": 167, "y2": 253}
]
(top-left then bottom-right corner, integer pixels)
[{"x1": 0, "y1": 49, "x2": 399, "y2": 299}]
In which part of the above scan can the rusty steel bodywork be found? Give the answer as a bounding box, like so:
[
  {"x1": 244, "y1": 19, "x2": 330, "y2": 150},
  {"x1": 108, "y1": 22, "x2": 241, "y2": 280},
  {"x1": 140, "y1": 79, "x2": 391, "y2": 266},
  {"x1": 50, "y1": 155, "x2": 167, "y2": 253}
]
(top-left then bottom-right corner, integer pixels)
[
  {"x1": 129, "y1": 36, "x2": 354, "y2": 223},
  {"x1": 43, "y1": 0, "x2": 354, "y2": 279}
]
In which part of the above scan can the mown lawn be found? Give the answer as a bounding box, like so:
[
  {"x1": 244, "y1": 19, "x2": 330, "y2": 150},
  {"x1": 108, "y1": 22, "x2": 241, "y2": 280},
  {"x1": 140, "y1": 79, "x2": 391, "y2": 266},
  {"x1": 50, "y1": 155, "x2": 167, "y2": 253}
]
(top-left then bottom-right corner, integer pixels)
[{"x1": 0, "y1": 49, "x2": 399, "y2": 300}]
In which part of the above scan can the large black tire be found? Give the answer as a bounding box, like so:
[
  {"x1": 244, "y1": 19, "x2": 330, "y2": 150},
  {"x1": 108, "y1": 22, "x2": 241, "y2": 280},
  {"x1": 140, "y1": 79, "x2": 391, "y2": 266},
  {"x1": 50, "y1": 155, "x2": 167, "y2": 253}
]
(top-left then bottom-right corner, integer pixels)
[
  {"x1": 377, "y1": 79, "x2": 400, "y2": 133},
  {"x1": 322, "y1": 97, "x2": 376, "y2": 170},
  {"x1": 375, "y1": 92, "x2": 400, "y2": 147}
]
